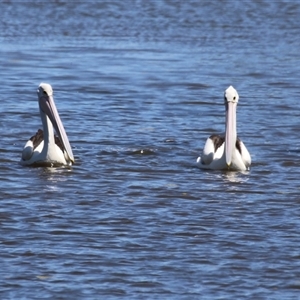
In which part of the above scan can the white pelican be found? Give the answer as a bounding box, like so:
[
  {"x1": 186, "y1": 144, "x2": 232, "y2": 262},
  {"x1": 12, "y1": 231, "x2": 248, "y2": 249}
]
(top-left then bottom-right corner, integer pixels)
[
  {"x1": 197, "y1": 86, "x2": 251, "y2": 171},
  {"x1": 20, "y1": 83, "x2": 74, "y2": 167}
]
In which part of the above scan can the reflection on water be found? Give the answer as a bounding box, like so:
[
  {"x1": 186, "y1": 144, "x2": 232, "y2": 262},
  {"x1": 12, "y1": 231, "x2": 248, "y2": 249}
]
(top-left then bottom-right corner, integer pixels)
[
  {"x1": 39, "y1": 167, "x2": 72, "y2": 184},
  {"x1": 222, "y1": 171, "x2": 250, "y2": 184}
]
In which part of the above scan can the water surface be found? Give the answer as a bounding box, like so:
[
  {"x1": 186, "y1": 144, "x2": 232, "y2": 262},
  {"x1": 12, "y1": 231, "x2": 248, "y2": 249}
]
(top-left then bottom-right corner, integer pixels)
[{"x1": 1, "y1": 1, "x2": 300, "y2": 299}]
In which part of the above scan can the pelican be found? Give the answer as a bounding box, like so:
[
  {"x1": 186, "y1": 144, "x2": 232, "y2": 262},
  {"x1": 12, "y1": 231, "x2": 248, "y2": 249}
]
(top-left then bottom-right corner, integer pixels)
[
  {"x1": 20, "y1": 83, "x2": 74, "y2": 167},
  {"x1": 197, "y1": 86, "x2": 251, "y2": 171}
]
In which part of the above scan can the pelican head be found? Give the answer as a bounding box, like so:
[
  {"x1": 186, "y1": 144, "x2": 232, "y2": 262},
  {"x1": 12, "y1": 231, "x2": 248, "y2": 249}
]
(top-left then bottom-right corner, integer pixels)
[
  {"x1": 37, "y1": 83, "x2": 74, "y2": 164},
  {"x1": 224, "y1": 85, "x2": 239, "y2": 167},
  {"x1": 224, "y1": 85, "x2": 239, "y2": 105}
]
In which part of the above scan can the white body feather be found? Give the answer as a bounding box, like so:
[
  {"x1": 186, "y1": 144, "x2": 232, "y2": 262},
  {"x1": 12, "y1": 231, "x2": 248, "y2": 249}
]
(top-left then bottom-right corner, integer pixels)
[{"x1": 197, "y1": 137, "x2": 251, "y2": 171}]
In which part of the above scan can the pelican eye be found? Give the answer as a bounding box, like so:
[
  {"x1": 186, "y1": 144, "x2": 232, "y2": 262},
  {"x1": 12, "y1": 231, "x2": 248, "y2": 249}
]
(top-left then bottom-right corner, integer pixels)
[
  {"x1": 43, "y1": 91, "x2": 47, "y2": 95},
  {"x1": 233, "y1": 96, "x2": 236, "y2": 100}
]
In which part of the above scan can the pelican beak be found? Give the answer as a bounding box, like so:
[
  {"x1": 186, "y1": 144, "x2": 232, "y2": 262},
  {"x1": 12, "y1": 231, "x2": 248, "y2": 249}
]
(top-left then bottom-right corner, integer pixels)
[
  {"x1": 39, "y1": 94, "x2": 75, "y2": 164},
  {"x1": 225, "y1": 101, "x2": 237, "y2": 167}
]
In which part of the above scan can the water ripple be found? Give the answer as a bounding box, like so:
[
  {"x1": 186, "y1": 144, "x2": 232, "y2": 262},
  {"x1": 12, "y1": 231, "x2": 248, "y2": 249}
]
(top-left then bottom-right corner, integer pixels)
[{"x1": 1, "y1": 1, "x2": 300, "y2": 299}]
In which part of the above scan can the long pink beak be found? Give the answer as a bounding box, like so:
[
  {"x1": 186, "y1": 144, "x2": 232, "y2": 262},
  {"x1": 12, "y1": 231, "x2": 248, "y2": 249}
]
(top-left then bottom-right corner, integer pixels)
[
  {"x1": 225, "y1": 101, "x2": 237, "y2": 167},
  {"x1": 39, "y1": 94, "x2": 74, "y2": 164}
]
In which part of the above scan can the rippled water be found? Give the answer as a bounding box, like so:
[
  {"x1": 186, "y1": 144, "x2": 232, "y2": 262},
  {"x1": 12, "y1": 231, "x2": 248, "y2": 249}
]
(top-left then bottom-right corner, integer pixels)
[{"x1": 1, "y1": 1, "x2": 300, "y2": 299}]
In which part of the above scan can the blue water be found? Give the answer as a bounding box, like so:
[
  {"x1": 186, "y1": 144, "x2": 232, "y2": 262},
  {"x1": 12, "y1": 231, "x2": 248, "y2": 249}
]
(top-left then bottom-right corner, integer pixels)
[{"x1": 1, "y1": 1, "x2": 300, "y2": 299}]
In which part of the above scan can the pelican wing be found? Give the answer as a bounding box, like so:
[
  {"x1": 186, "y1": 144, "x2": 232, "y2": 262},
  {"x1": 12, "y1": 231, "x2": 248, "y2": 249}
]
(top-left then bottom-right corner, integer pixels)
[
  {"x1": 21, "y1": 129, "x2": 44, "y2": 161},
  {"x1": 22, "y1": 140, "x2": 34, "y2": 161},
  {"x1": 237, "y1": 139, "x2": 251, "y2": 169},
  {"x1": 198, "y1": 134, "x2": 225, "y2": 165},
  {"x1": 200, "y1": 137, "x2": 215, "y2": 165}
]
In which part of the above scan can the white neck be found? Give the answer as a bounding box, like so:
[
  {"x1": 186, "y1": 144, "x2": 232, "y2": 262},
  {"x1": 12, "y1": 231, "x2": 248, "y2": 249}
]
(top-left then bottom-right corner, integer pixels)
[
  {"x1": 224, "y1": 102, "x2": 237, "y2": 165},
  {"x1": 225, "y1": 103, "x2": 237, "y2": 140},
  {"x1": 40, "y1": 109, "x2": 55, "y2": 155}
]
